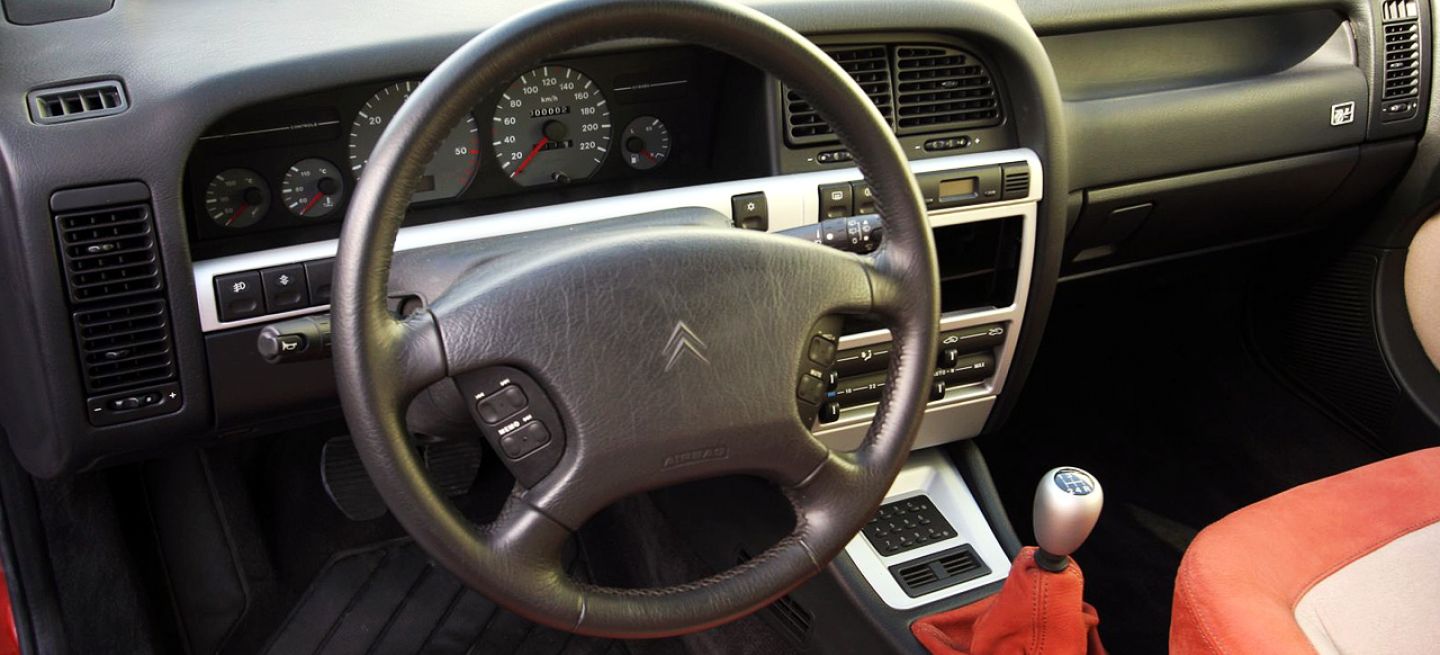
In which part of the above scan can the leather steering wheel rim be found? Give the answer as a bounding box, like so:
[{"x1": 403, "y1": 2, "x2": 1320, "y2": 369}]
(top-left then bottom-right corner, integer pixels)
[{"x1": 333, "y1": 0, "x2": 939, "y2": 638}]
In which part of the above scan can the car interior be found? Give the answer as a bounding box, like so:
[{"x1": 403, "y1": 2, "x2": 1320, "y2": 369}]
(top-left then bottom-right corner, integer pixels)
[{"x1": 2, "y1": 0, "x2": 1439, "y2": 653}]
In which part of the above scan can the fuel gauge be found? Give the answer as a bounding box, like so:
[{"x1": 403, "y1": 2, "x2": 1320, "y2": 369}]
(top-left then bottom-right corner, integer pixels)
[{"x1": 621, "y1": 116, "x2": 671, "y2": 171}]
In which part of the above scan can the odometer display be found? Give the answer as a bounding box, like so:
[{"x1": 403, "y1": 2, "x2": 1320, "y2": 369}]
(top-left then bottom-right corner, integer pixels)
[
  {"x1": 492, "y1": 66, "x2": 611, "y2": 187},
  {"x1": 349, "y1": 81, "x2": 480, "y2": 204}
]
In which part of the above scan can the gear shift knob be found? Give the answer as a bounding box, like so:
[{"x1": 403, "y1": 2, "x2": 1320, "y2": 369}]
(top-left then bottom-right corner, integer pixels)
[{"x1": 1032, "y1": 467, "x2": 1103, "y2": 571}]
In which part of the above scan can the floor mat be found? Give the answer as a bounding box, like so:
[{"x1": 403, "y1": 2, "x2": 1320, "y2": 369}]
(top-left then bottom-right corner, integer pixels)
[{"x1": 263, "y1": 539, "x2": 622, "y2": 655}]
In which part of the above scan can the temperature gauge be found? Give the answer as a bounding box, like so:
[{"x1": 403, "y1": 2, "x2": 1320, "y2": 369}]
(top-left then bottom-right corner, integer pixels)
[
  {"x1": 204, "y1": 169, "x2": 269, "y2": 229},
  {"x1": 621, "y1": 116, "x2": 671, "y2": 171},
  {"x1": 281, "y1": 158, "x2": 345, "y2": 218}
]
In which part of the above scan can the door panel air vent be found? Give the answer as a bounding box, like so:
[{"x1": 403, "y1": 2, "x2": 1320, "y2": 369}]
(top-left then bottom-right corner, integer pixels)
[
  {"x1": 1382, "y1": 20, "x2": 1422, "y2": 101},
  {"x1": 785, "y1": 45, "x2": 893, "y2": 144},
  {"x1": 53, "y1": 199, "x2": 178, "y2": 413},
  {"x1": 893, "y1": 45, "x2": 1001, "y2": 134},
  {"x1": 889, "y1": 544, "x2": 990, "y2": 598},
  {"x1": 29, "y1": 80, "x2": 128, "y2": 125}
]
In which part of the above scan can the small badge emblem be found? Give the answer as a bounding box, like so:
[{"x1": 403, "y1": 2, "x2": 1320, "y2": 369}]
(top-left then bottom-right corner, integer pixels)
[
  {"x1": 1331, "y1": 101, "x2": 1356, "y2": 126},
  {"x1": 662, "y1": 321, "x2": 709, "y2": 372}
]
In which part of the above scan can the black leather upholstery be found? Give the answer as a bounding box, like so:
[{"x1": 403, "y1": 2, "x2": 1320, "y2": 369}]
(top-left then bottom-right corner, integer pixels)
[{"x1": 332, "y1": 0, "x2": 938, "y2": 638}]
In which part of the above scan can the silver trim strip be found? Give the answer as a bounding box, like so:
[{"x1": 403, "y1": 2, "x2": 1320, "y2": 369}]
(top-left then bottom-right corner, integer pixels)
[
  {"x1": 192, "y1": 148, "x2": 1042, "y2": 332},
  {"x1": 843, "y1": 448, "x2": 1011, "y2": 610}
]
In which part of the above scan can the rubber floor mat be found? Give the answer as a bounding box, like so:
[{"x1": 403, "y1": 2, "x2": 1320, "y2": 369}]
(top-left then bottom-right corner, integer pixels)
[{"x1": 263, "y1": 539, "x2": 622, "y2": 655}]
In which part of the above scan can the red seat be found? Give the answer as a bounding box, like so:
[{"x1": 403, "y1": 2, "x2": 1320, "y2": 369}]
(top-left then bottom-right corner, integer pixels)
[{"x1": 1171, "y1": 447, "x2": 1440, "y2": 654}]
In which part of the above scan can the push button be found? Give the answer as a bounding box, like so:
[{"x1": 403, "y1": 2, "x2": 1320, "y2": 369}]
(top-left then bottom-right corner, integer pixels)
[
  {"x1": 808, "y1": 335, "x2": 838, "y2": 368},
  {"x1": 215, "y1": 271, "x2": 264, "y2": 322},
  {"x1": 499, "y1": 420, "x2": 551, "y2": 459},
  {"x1": 261, "y1": 264, "x2": 309, "y2": 313},
  {"x1": 476, "y1": 385, "x2": 528, "y2": 424},
  {"x1": 796, "y1": 373, "x2": 828, "y2": 406},
  {"x1": 818, "y1": 183, "x2": 853, "y2": 219},
  {"x1": 851, "y1": 182, "x2": 876, "y2": 215},
  {"x1": 305, "y1": 259, "x2": 335, "y2": 306},
  {"x1": 731, "y1": 192, "x2": 769, "y2": 231},
  {"x1": 819, "y1": 400, "x2": 841, "y2": 424}
]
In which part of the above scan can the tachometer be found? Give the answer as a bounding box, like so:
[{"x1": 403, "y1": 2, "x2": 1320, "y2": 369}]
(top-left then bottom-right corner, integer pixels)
[
  {"x1": 349, "y1": 81, "x2": 481, "y2": 203},
  {"x1": 492, "y1": 66, "x2": 611, "y2": 187}
]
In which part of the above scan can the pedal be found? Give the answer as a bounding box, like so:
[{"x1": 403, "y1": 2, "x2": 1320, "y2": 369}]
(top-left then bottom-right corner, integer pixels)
[
  {"x1": 423, "y1": 437, "x2": 483, "y2": 497},
  {"x1": 321, "y1": 436, "x2": 484, "y2": 521}
]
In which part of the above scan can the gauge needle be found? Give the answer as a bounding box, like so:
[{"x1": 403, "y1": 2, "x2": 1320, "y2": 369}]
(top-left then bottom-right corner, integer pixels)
[
  {"x1": 299, "y1": 191, "x2": 326, "y2": 216},
  {"x1": 640, "y1": 148, "x2": 658, "y2": 163},
  {"x1": 226, "y1": 203, "x2": 249, "y2": 226},
  {"x1": 511, "y1": 136, "x2": 550, "y2": 178}
]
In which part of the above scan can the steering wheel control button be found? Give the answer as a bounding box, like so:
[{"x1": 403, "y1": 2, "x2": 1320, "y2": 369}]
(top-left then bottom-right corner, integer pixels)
[
  {"x1": 499, "y1": 419, "x2": 551, "y2": 459},
  {"x1": 215, "y1": 271, "x2": 264, "y2": 322},
  {"x1": 730, "y1": 192, "x2": 768, "y2": 231},
  {"x1": 863, "y1": 495, "x2": 957, "y2": 557},
  {"x1": 260, "y1": 264, "x2": 309, "y2": 313},
  {"x1": 808, "y1": 335, "x2": 838, "y2": 368},
  {"x1": 476, "y1": 385, "x2": 528, "y2": 424},
  {"x1": 818, "y1": 182, "x2": 854, "y2": 219},
  {"x1": 796, "y1": 371, "x2": 828, "y2": 406}
]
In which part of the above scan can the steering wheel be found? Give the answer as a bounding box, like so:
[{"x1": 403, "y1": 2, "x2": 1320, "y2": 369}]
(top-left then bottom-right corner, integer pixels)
[{"x1": 333, "y1": 0, "x2": 938, "y2": 638}]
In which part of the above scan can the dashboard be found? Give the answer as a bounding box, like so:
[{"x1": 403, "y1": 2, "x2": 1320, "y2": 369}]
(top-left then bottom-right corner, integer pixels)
[{"x1": 0, "y1": 0, "x2": 1431, "y2": 480}]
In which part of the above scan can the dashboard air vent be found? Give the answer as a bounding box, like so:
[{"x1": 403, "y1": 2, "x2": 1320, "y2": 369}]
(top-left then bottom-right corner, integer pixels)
[
  {"x1": 29, "y1": 80, "x2": 128, "y2": 125},
  {"x1": 1382, "y1": 20, "x2": 1422, "y2": 101},
  {"x1": 1382, "y1": 0, "x2": 1420, "y2": 21},
  {"x1": 1002, "y1": 162, "x2": 1031, "y2": 200},
  {"x1": 54, "y1": 202, "x2": 177, "y2": 397},
  {"x1": 785, "y1": 45, "x2": 893, "y2": 145},
  {"x1": 55, "y1": 205, "x2": 162, "y2": 303},
  {"x1": 893, "y1": 45, "x2": 1001, "y2": 134}
]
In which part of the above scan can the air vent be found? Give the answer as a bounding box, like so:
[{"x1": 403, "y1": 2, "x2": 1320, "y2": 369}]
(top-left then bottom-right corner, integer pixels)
[
  {"x1": 54, "y1": 200, "x2": 178, "y2": 406},
  {"x1": 1383, "y1": 0, "x2": 1420, "y2": 21},
  {"x1": 55, "y1": 205, "x2": 161, "y2": 304},
  {"x1": 73, "y1": 300, "x2": 175, "y2": 392},
  {"x1": 29, "y1": 80, "x2": 128, "y2": 125},
  {"x1": 894, "y1": 45, "x2": 1001, "y2": 134},
  {"x1": 1001, "y1": 162, "x2": 1031, "y2": 200},
  {"x1": 888, "y1": 544, "x2": 990, "y2": 598},
  {"x1": 785, "y1": 45, "x2": 893, "y2": 145},
  {"x1": 1382, "y1": 21, "x2": 1422, "y2": 101}
]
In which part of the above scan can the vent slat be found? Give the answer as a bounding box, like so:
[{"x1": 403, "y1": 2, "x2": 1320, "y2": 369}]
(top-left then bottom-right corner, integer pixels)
[
  {"x1": 784, "y1": 45, "x2": 894, "y2": 145},
  {"x1": 894, "y1": 45, "x2": 1002, "y2": 134}
]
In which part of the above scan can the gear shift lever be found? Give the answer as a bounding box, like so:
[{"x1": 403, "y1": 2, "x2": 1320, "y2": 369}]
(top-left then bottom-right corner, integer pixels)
[{"x1": 1033, "y1": 467, "x2": 1104, "y2": 572}]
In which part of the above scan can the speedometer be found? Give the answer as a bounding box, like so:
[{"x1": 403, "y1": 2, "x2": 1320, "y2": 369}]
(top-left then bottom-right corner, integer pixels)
[
  {"x1": 349, "y1": 81, "x2": 480, "y2": 204},
  {"x1": 492, "y1": 66, "x2": 611, "y2": 187}
]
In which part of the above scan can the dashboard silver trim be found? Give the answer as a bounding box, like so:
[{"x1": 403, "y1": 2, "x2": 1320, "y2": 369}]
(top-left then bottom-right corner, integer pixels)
[
  {"x1": 191, "y1": 147, "x2": 1041, "y2": 332},
  {"x1": 843, "y1": 447, "x2": 1011, "y2": 610}
]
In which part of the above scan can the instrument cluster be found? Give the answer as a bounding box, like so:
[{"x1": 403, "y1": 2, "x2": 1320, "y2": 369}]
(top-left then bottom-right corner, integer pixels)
[{"x1": 186, "y1": 46, "x2": 741, "y2": 251}]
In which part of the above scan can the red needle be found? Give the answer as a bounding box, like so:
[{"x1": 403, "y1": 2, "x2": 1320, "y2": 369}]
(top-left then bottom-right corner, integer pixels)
[
  {"x1": 640, "y1": 148, "x2": 658, "y2": 163},
  {"x1": 511, "y1": 136, "x2": 550, "y2": 178},
  {"x1": 226, "y1": 203, "x2": 249, "y2": 226},
  {"x1": 299, "y1": 191, "x2": 326, "y2": 216}
]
